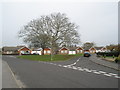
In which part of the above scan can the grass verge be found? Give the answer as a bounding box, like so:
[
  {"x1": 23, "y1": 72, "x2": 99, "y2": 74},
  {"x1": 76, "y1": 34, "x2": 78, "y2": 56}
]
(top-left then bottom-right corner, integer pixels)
[{"x1": 17, "y1": 54, "x2": 83, "y2": 61}]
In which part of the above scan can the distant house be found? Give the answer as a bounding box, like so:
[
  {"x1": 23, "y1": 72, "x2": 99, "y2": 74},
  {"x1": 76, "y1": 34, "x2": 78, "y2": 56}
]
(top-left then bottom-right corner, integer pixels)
[
  {"x1": 83, "y1": 46, "x2": 96, "y2": 53},
  {"x1": 89, "y1": 47, "x2": 96, "y2": 53},
  {"x1": 31, "y1": 48, "x2": 42, "y2": 55},
  {"x1": 76, "y1": 47, "x2": 84, "y2": 54},
  {"x1": 68, "y1": 47, "x2": 83, "y2": 54},
  {"x1": 95, "y1": 47, "x2": 108, "y2": 53},
  {"x1": 59, "y1": 47, "x2": 69, "y2": 55},
  {"x1": 2, "y1": 46, "x2": 31, "y2": 55},
  {"x1": 43, "y1": 48, "x2": 51, "y2": 55}
]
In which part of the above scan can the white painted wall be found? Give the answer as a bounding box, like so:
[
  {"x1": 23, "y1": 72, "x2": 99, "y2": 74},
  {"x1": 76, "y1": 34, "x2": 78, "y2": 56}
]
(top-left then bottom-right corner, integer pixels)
[
  {"x1": 69, "y1": 51, "x2": 76, "y2": 54},
  {"x1": 31, "y1": 51, "x2": 42, "y2": 55}
]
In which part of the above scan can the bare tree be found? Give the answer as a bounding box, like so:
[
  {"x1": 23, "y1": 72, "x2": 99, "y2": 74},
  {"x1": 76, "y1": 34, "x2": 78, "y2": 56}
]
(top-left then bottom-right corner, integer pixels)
[{"x1": 18, "y1": 12, "x2": 80, "y2": 54}]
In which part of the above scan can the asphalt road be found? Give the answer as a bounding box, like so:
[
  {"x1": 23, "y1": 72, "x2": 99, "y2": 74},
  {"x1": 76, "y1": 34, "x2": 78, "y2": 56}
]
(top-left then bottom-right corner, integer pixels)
[{"x1": 2, "y1": 55, "x2": 119, "y2": 88}]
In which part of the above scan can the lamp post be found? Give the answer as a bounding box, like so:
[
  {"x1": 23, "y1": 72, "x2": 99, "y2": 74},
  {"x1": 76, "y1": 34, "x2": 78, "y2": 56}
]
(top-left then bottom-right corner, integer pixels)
[{"x1": 50, "y1": 30, "x2": 53, "y2": 61}]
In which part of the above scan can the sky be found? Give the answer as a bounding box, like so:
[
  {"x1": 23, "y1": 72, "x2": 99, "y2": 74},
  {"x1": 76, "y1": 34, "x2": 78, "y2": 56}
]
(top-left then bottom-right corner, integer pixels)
[{"x1": 1, "y1": 0, "x2": 119, "y2": 47}]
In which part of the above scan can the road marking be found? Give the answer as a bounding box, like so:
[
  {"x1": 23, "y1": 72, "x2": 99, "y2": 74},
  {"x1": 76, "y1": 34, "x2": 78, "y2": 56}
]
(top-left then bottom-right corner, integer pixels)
[
  {"x1": 93, "y1": 71, "x2": 101, "y2": 74},
  {"x1": 103, "y1": 74, "x2": 112, "y2": 77},
  {"x1": 66, "y1": 57, "x2": 81, "y2": 66},
  {"x1": 39, "y1": 61, "x2": 120, "y2": 79},
  {"x1": 98, "y1": 71, "x2": 106, "y2": 74}
]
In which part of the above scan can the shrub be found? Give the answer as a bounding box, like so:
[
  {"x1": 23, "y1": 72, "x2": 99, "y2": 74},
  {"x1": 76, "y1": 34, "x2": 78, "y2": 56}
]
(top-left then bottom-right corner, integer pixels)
[
  {"x1": 96, "y1": 51, "x2": 119, "y2": 57},
  {"x1": 115, "y1": 55, "x2": 120, "y2": 63}
]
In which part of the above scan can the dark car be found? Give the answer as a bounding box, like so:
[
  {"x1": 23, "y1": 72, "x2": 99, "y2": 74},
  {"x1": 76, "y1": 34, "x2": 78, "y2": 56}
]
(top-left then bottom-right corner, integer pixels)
[{"x1": 84, "y1": 52, "x2": 91, "y2": 57}]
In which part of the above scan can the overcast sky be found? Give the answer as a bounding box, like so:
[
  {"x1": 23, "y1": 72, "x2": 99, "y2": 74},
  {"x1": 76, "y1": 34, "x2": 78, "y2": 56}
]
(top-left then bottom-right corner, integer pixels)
[{"x1": 1, "y1": 0, "x2": 118, "y2": 47}]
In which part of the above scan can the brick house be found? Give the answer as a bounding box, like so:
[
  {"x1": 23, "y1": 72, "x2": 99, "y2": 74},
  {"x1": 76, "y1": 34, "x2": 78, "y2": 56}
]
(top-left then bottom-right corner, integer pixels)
[
  {"x1": 76, "y1": 47, "x2": 84, "y2": 54},
  {"x1": 2, "y1": 46, "x2": 31, "y2": 55},
  {"x1": 43, "y1": 48, "x2": 51, "y2": 55},
  {"x1": 59, "y1": 47, "x2": 69, "y2": 55}
]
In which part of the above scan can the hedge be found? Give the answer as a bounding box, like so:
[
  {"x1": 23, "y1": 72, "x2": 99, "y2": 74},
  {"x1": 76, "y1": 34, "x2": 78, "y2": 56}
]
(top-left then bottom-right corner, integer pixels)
[{"x1": 96, "y1": 51, "x2": 119, "y2": 57}]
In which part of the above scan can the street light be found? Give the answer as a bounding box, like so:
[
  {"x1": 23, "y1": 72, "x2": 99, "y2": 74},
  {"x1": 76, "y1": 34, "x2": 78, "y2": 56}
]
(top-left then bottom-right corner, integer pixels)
[{"x1": 50, "y1": 30, "x2": 53, "y2": 61}]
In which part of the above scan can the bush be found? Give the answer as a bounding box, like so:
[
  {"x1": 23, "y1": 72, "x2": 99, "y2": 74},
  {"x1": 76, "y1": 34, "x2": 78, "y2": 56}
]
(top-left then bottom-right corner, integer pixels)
[
  {"x1": 115, "y1": 55, "x2": 120, "y2": 63},
  {"x1": 96, "y1": 51, "x2": 119, "y2": 57}
]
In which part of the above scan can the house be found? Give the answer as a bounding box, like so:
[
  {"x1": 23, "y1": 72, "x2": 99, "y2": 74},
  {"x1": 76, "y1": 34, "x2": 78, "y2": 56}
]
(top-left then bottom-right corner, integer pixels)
[
  {"x1": 83, "y1": 46, "x2": 96, "y2": 53},
  {"x1": 2, "y1": 46, "x2": 31, "y2": 55},
  {"x1": 43, "y1": 48, "x2": 51, "y2": 55},
  {"x1": 101, "y1": 47, "x2": 108, "y2": 52},
  {"x1": 95, "y1": 47, "x2": 108, "y2": 53},
  {"x1": 89, "y1": 47, "x2": 96, "y2": 53},
  {"x1": 76, "y1": 47, "x2": 84, "y2": 54},
  {"x1": 59, "y1": 47, "x2": 69, "y2": 55},
  {"x1": 31, "y1": 48, "x2": 42, "y2": 55},
  {"x1": 68, "y1": 47, "x2": 84, "y2": 54},
  {"x1": 68, "y1": 47, "x2": 77, "y2": 54}
]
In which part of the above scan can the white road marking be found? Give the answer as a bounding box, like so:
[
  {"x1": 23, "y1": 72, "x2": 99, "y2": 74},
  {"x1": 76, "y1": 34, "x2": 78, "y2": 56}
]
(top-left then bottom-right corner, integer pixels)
[
  {"x1": 66, "y1": 57, "x2": 80, "y2": 66},
  {"x1": 38, "y1": 60, "x2": 119, "y2": 79},
  {"x1": 93, "y1": 71, "x2": 101, "y2": 74},
  {"x1": 103, "y1": 74, "x2": 112, "y2": 77},
  {"x1": 114, "y1": 76, "x2": 120, "y2": 79},
  {"x1": 98, "y1": 71, "x2": 106, "y2": 74},
  {"x1": 108, "y1": 73, "x2": 118, "y2": 76},
  {"x1": 83, "y1": 68, "x2": 92, "y2": 72}
]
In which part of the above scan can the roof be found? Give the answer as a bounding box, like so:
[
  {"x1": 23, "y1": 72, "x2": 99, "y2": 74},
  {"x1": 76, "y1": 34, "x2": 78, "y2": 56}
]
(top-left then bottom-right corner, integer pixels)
[
  {"x1": 2, "y1": 46, "x2": 29, "y2": 52},
  {"x1": 94, "y1": 47, "x2": 104, "y2": 50},
  {"x1": 2, "y1": 47, "x2": 22, "y2": 51},
  {"x1": 68, "y1": 47, "x2": 77, "y2": 51},
  {"x1": 32, "y1": 48, "x2": 42, "y2": 51}
]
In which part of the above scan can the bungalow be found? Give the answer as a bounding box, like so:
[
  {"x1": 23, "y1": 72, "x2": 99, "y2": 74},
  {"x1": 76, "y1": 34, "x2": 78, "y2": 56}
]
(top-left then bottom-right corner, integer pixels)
[
  {"x1": 2, "y1": 46, "x2": 31, "y2": 55},
  {"x1": 89, "y1": 47, "x2": 96, "y2": 53},
  {"x1": 31, "y1": 48, "x2": 42, "y2": 55},
  {"x1": 68, "y1": 47, "x2": 77, "y2": 54},
  {"x1": 76, "y1": 47, "x2": 84, "y2": 54},
  {"x1": 43, "y1": 48, "x2": 51, "y2": 55},
  {"x1": 95, "y1": 47, "x2": 108, "y2": 53},
  {"x1": 59, "y1": 47, "x2": 69, "y2": 55},
  {"x1": 83, "y1": 47, "x2": 96, "y2": 53},
  {"x1": 68, "y1": 47, "x2": 84, "y2": 54}
]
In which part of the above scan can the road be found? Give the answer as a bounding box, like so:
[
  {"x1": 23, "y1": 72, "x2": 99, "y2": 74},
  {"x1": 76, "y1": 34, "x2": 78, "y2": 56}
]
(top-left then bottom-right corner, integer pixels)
[{"x1": 2, "y1": 55, "x2": 119, "y2": 88}]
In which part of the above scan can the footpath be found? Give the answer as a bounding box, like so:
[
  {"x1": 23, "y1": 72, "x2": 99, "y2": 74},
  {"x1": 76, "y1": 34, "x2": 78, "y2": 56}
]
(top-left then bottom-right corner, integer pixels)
[
  {"x1": 2, "y1": 60, "x2": 19, "y2": 88},
  {"x1": 89, "y1": 54, "x2": 120, "y2": 71}
]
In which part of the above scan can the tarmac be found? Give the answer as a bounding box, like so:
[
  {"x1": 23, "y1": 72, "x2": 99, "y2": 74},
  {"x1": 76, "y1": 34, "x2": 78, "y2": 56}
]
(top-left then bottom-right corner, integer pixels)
[
  {"x1": 1, "y1": 54, "x2": 120, "y2": 88},
  {"x1": 89, "y1": 54, "x2": 120, "y2": 71}
]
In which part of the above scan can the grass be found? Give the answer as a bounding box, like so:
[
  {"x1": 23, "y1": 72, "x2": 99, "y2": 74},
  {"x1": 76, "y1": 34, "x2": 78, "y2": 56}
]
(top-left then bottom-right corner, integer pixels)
[
  {"x1": 100, "y1": 56, "x2": 117, "y2": 62},
  {"x1": 17, "y1": 54, "x2": 83, "y2": 61}
]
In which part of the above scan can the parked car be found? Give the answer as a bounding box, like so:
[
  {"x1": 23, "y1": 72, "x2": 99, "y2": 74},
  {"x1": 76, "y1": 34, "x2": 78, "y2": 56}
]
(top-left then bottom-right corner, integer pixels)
[{"x1": 84, "y1": 52, "x2": 91, "y2": 57}]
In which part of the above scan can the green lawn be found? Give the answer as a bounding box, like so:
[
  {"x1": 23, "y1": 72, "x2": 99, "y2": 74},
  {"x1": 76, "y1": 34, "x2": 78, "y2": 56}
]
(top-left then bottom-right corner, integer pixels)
[{"x1": 17, "y1": 54, "x2": 83, "y2": 61}]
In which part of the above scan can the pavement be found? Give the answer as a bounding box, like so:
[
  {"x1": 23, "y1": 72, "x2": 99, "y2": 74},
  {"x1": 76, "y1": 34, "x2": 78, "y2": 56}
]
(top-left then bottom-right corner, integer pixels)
[
  {"x1": 2, "y1": 60, "x2": 19, "y2": 88},
  {"x1": 89, "y1": 54, "x2": 120, "y2": 71},
  {"x1": 2, "y1": 55, "x2": 119, "y2": 88}
]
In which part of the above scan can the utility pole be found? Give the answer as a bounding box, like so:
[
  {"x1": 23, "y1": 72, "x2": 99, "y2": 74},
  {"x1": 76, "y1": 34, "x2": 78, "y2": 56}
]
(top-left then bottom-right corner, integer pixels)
[{"x1": 50, "y1": 30, "x2": 53, "y2": 61}]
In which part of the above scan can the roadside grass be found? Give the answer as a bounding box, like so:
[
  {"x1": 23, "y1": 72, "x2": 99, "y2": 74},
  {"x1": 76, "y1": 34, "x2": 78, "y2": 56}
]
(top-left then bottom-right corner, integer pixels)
[
  {"x1": 101, "y1": 56, "x2": 117, "y2": 62},
  {"x1": 17, "y1": 54, "x2": 83, "y2": 61}
]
